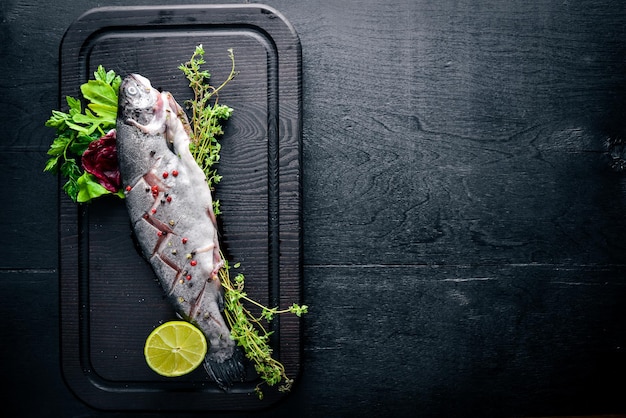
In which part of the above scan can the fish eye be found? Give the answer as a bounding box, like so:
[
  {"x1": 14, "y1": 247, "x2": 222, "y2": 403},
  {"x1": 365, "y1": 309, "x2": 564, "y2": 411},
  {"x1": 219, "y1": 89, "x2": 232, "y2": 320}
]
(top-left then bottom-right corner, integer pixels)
[{"x1": 127, "y1": 85, "x2": 138, "y2": 96}]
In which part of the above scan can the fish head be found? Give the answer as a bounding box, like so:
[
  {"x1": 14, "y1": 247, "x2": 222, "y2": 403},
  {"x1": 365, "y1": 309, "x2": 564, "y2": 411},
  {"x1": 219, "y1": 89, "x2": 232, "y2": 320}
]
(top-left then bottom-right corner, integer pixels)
[{"x1": 118, "y1": 74, "x2": 160, "y2": 126}]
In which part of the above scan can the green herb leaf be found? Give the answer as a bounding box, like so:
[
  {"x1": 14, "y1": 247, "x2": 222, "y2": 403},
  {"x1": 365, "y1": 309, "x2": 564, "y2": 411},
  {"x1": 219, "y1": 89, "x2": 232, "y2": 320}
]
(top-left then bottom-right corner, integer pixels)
[
  {"x1": 46, "y1": 134, "x2": 70, "y2": 156},
  {"x1": 76, "y1": 172, "x2": 110, "y2": 202},
  {"x1": 69, "y1": 133, "x2": 97, "y2": 156},
  {"x1": 60, "y1": 158, "x2": 80, "y2": 179},
  {"x1": 66, "y1": 96, "x2": 82, "y2": 113},
  {"x1": 71, "y1": 108, "x2": 114, "y2": 134},
  {"x1": 44, "y1": 66, "x2": 122, "y2": 203},
  {"x1": 81, "y1": 79, "x2": 118, "y2": 108},
  {"x1": 111, "y1": 76, "x2": 121, "y2": 93},
  {"x1": 93, "y1": 65, "x2": 122, "y2": 95},
  {"x1": 87, "y1": 102, "x2": 117, "y2": 122},
  {"x1": 63, "y1": 178, "x2": 79, "y2": 202},
  {"x1": 43, "y1": 155, "x2": 60, "y2": 173},
  {"x1": 45, "y1": 109, "x2": 70, "y2": 129},
  {"x1": 94, "y1": 65, "x2": 108, "y2": 82}
]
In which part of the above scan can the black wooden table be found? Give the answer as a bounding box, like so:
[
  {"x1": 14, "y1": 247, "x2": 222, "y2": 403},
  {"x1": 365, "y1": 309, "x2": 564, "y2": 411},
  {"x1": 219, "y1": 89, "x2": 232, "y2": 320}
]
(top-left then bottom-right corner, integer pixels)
[{"x1": 2, "y1": 1, "x2": 626, "y2": 417}]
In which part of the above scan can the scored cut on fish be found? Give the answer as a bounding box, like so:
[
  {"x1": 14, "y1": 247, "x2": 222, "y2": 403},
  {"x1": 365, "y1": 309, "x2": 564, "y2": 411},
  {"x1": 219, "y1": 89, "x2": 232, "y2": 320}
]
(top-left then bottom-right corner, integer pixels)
[{"x1": 116, "y1": 73, "x2": 245, "y2": 388}]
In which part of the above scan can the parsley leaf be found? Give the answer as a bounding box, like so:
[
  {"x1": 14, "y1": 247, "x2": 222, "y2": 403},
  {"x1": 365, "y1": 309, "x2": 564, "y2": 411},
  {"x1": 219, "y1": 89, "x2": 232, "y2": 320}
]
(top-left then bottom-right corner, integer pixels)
[{"x1": 44, "y1": 65, "x2": 122, "y2": 203}]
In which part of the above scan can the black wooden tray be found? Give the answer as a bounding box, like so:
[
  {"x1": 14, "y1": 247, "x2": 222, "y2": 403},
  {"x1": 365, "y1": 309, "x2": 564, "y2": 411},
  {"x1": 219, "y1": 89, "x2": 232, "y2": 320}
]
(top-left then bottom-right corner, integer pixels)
[{"x1": 58, "y1": 5, "x2": 302, "y2": 411}]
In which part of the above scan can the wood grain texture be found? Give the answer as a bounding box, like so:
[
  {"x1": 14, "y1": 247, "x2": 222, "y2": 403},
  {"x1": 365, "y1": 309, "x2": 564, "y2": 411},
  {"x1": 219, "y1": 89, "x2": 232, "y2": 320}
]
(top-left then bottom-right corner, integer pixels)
[
  {"x1": 55, "y1": 4, "x2": 302, "y2": 411},
  {"x1": 298, "y1": 0, "x2": 626, "y2": 267},
  {"x1": 296, "y1": 265, "x2": 626, "y2": 417},
  {"x1": 2, "y1": 0, "x2": 626, "y2": 416},
  {"x1": 0, "y1": 151, "x2": 57, "y2": 269}
]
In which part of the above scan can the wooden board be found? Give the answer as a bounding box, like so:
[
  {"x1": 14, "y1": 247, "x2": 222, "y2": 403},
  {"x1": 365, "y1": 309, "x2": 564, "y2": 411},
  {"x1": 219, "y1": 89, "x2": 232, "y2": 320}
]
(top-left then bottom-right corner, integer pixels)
[
  {"x1": 5, "y1": 0, "x2": 626, "y2": 416},
  {"x1": 58, "y1": 5, "x2": 302, "y2": 411}
]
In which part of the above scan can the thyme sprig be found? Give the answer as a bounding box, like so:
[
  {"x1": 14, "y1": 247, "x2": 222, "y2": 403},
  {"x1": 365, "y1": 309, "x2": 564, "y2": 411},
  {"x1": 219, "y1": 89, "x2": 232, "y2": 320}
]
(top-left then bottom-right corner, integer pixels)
[
  {"x1": 219, "y1": 260, "x2": 307, "y2": 399},
  {"x1": 178, "y1": 45, "x2": 236, "y2": 215},
  {"x1": 180, "y1": 45, "x2": 307, "y2": 399}
]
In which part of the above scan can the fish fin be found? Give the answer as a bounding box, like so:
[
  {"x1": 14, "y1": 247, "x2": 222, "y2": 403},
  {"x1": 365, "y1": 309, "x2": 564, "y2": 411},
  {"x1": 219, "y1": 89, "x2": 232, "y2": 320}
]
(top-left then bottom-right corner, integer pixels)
[
  {"x1": 165, "y1": 91, "x2": 192, "y2": 137},
  {"x1": 204, "y1": 346, "x2": 247, "y2": 391},
  {"x1": 217, "y1": 289, "x2": 225, "y2": 312}
]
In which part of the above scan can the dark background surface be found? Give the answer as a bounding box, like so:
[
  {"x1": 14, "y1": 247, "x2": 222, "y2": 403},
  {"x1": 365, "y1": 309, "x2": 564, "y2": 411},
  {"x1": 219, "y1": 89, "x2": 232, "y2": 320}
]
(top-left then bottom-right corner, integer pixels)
[{"x1": 2, "y1": 0, "x2": 626, "y2": 417}]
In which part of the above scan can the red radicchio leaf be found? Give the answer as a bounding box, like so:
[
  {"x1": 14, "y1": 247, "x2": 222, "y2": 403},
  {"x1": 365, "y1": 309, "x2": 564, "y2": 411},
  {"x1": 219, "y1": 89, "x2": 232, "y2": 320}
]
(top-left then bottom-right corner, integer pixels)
[{"x1": 81, "y1": 129, "x2": 121, "y2": 193}]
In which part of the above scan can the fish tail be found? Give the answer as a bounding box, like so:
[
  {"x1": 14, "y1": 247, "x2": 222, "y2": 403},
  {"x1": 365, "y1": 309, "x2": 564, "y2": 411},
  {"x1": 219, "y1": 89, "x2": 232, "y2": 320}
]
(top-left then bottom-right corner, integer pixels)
[{"x1": 204, "y1": 346, "x2": 246, "y2": 390}]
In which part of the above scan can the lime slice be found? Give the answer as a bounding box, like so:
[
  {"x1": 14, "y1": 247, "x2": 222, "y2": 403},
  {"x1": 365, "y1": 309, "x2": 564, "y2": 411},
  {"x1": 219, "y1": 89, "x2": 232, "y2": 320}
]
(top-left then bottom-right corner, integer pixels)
[{"x1": 144, "y1": 320, "x2": 208, "y2": 377}]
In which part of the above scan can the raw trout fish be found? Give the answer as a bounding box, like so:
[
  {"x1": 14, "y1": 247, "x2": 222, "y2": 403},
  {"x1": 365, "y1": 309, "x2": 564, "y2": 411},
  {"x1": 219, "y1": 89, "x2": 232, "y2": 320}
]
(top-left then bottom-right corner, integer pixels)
[{"x1": 116, "y1": 74, "x2": 245, "y2": 388}]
